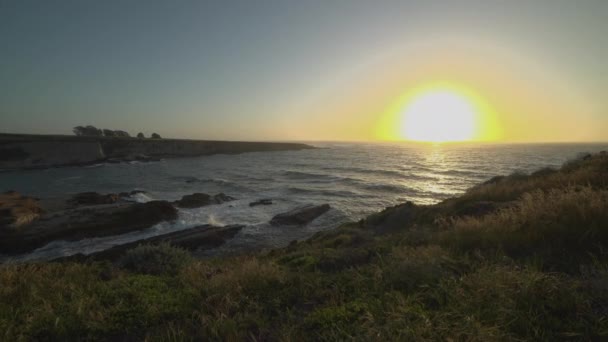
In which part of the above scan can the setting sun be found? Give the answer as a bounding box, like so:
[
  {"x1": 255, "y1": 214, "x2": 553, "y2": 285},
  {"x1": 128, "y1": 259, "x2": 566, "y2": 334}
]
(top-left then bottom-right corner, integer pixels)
[
  {"x1": 376, "y1": 82, "x2": 502, "y2": 142},
  {"x1": 401, "y1": 90, "x2": 476, "y2": 142}
]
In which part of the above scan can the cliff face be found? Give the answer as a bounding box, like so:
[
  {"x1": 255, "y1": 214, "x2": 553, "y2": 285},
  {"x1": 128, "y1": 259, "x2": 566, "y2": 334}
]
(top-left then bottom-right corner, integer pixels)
[
  {"x1": 0, "y1": 140, "x2": 106, "y2": 169},
  {"x1": 0, "y1": 134, "x2": 313, "y2": 170}
]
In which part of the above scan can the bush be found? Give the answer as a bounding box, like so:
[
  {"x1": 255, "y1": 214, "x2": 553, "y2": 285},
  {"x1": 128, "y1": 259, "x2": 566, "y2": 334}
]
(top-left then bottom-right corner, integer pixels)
[
  {"x1": 119, "y1": 243, "x2": 193, "y2": 276},
  {"x1": 439, "y1": 187, "x2": 608, "y2": 271}
]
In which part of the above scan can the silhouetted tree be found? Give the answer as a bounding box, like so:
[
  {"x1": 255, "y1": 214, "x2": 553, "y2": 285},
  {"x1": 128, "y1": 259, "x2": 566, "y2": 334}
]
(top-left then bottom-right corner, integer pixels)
[
  {"x1": 137, "y1": 132, "x2": 145, "y2": 139},
  {"x1": 114, "y1": 130, "x2": 130, "y2": 138},
  {"x1": 73, "y1": 125, "x2": 102, "y2": 136},
  {"x1": 102, "y1": 129, "x2": 116, "y2": 137},
  {"x1": 151, "y1": 133, "x2": 161, "y2": 139}
]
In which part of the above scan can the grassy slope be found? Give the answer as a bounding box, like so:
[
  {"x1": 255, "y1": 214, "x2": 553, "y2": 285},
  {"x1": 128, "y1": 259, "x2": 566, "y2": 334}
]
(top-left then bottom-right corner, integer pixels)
[{"x1": 1, "y1": 152, "x2": 608, "y2": 341}]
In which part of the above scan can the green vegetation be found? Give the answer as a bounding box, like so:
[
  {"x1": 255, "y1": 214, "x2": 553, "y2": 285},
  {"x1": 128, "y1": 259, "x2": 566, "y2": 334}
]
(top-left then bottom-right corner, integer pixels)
[
  {"x1": 119, "y1": 243, "x2": 193, "y2": 276},
  {"x1": 1, "y1": 152, "x2": 608, "y2": 340}
]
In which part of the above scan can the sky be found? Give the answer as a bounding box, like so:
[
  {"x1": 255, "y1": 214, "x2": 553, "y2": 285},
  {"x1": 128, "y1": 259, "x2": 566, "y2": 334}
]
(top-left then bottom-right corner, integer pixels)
[{"x1": 0, "y1": 0, "x2": 606, "y2": 142}]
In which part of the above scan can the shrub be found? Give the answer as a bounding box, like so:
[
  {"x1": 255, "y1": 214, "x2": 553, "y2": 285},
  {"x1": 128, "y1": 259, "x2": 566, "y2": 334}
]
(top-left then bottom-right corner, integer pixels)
[
  {"x1": 119, "y1": 243, "x2": 193, "y2": 276},
  {"x1": 439, "y1": 187, "x2": 608, "y2": 270}
]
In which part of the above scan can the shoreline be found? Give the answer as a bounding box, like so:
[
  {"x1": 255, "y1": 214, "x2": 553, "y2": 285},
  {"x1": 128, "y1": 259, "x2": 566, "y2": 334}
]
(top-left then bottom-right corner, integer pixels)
[{"x1": 0, "y1": 133, "x2": 316, "y2": 171}]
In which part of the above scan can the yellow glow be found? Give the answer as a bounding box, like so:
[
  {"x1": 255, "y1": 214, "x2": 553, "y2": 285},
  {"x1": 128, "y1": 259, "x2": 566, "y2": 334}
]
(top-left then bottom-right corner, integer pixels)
[{"x1": 376, "y1": 82, "x2": 502, "y2": 142}]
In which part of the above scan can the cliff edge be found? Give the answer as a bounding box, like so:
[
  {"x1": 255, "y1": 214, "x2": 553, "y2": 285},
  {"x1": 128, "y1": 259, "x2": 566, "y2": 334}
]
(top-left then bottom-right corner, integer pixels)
[{"x1": 0, "y1": 134, "x2": 315, "y2": 170}]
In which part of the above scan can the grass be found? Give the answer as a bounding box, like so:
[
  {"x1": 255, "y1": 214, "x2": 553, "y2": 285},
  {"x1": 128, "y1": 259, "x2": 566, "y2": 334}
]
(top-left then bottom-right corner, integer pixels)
[{"x1": 1, "y1": 152, "x2": 607, "y2": 340}]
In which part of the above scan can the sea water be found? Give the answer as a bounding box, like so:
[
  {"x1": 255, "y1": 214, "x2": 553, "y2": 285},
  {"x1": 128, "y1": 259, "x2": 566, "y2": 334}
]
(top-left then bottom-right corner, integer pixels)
[{"x1": 1, "y1": 142, "x2": 606, "y2": 261}]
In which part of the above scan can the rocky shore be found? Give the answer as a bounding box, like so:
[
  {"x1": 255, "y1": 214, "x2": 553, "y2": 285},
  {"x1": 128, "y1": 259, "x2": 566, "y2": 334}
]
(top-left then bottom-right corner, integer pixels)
[
  {"x1": 1, "y1": 152, "x2": 607, "y2": 340},
  {"x1": 0, "y1": 189, "x2": 332, "y2": 260},
  {"x1": 0, "y1": 133, "x2": 315, "y2": 170}
]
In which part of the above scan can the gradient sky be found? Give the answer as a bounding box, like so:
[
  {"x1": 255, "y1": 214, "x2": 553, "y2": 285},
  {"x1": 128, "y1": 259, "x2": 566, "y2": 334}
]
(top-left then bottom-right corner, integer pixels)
[{"x1": 1, "y1": 0, "x2": 606, "y2": 142}]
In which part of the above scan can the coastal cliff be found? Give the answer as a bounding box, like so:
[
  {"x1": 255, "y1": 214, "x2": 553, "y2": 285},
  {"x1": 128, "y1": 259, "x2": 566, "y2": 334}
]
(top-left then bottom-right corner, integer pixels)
[{"x1": 0, "y1": 134, "x2": 314, "y2": 170}]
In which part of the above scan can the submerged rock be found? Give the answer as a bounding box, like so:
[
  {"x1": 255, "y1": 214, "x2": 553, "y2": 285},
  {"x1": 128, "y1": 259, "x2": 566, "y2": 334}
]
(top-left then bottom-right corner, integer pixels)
[
  {"x1": 174, "y1": 193, "x2": 235, "y2": 208},
  {"x1": 68, "y1": 192, "x2": 120, "y2": 206},
  {"x1": 62, "y1": 224, "x2": 245, "y2": 261},
  {"x1": 0, "y1": 191, "x2": 44, "y2": 229},
  {"x1": 270, "y1": 204, "x2": 330, "y2": 226},
  {"x1": 249, "y1": 199, "x2": 273, "y2": 207},
  {"x1": 0, "y1": 200, "x2": 178, "y2": 255}
]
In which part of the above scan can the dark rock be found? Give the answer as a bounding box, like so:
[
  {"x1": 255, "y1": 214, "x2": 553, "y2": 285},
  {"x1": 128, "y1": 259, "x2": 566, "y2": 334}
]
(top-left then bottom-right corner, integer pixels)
[
  {"x1": 174, "y1": 193, "x2": 235, "y2": 208},
  {"x1": 249, "y1": 199, "x2": 273, "y2": 207},
  {"x1": 270, "y1": 204, "x2": 330, "y2": 226},
  {"x1": 133, "y1": 154, "x2": 161, "y2": 162},
  {"x1": 59, "y1": 224, "x2": 244, "y2": 261},
  {"x1": 68, "y1": 192, "x2": 120, "y2": 206},
  {"x1": 363, "y1": 201, "x2": 419, "y2": 233},
  {"x1": 0, "y1": 191, "x2": 44, "y2": 229},
  {"x1": 0, "y1": 200, "x2": 178, "y2": 255}
]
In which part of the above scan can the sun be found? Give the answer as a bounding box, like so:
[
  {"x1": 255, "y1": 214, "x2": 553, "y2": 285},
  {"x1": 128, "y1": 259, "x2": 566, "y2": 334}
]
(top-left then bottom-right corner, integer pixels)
[
  {"x1": 401, "y1": 90, "x2": 476, "y2": 142},
  {"x1": 376, "y1": 82, "x2": 502, "y2": 142}
]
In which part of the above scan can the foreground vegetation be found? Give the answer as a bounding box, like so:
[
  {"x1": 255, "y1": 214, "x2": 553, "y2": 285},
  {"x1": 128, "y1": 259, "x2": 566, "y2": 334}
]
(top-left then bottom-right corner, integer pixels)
[{"x1": 1, "y1": 152, "x2": 608, "y2": 341}]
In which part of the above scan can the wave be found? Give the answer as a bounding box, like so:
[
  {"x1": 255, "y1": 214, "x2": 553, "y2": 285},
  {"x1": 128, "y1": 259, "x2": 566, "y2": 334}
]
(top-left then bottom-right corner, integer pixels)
[
  {"x1": 320, "y1": 166, "x2": 407, "y2": 179},
  {"x1": 363, "y1": 183, "x2": 410, "y2": 193},
  {"x1": 170, "y1": 176, "x2": 237, "y2": 187},
  {"x1": 282, "y1": 170, "x2": 361, "y2": 184},
  {"x1": 286, "y1": 187, "x2": 365, "y2": 198}
]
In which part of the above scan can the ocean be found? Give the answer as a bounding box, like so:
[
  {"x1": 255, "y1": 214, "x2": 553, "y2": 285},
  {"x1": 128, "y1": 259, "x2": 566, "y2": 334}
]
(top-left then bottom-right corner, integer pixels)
[{"x1": 1, "y1": 142, "x2": 606, "y2": 261}]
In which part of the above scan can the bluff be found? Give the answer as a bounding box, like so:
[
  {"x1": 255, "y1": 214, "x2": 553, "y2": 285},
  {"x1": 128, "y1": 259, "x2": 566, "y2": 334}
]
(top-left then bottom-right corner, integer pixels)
[{"x1": 0, "y1": 134, "x2": 314, "y2": 170}]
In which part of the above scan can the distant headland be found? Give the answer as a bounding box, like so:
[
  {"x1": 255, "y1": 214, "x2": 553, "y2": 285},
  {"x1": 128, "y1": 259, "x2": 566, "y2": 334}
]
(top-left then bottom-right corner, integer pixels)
[{"x1": 0, "y1": 129, "x2": 315, "y2": 170}]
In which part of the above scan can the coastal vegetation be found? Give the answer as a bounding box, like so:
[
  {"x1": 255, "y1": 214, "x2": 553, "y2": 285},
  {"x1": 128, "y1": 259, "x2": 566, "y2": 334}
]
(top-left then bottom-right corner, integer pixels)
[
  {"x1": 1, "y1": 152, "x2": 607, "y2": 340},
  {"x1": 73, "y1": 125, "x2": 159, "y2": 139}
]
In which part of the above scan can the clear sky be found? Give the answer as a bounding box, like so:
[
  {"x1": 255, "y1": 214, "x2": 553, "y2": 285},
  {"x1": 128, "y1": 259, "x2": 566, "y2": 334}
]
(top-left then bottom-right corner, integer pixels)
[{"x1": 1, "y1": 0, "x2": 606, "y2": 142}]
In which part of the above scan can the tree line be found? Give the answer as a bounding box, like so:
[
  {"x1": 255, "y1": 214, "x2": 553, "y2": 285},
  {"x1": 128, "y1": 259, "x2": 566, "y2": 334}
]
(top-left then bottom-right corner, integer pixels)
[{"x1": 73, "y1": 126, "x2": 161, "y2": 139}]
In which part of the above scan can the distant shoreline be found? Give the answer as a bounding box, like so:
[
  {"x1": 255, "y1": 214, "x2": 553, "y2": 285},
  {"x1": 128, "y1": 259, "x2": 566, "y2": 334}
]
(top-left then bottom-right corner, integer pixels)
[{"x1": 0, "y1": 133, "x2": 316, "y2": 171}]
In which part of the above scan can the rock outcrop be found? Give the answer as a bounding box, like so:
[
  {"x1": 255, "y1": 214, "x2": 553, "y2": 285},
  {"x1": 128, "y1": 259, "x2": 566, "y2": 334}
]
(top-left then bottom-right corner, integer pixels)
[
  {"x1": 0, "y1": 140, "x2": 105, "y2": 169},
  {"x1": 68, "y1": 192, "x2": 121, "y2": 206},
  {"x1": 0, "y1": 191, "x2": 44, "y2": 229},
  {"x1": 363, "y1": 201, "x2": 420, "y2": 234},
  {"x1": 63, "y1": 224, "x2": 244, "y2": 261},
  {"x1": 270, "y1": 204, "x2": 330, "y2": 226},
  {"x1": 249, "y1": 199, "x2": 273, "y2": 207},
  {"x1": 0, "y1": 200, "x2": 178, "y2": 255},
  {"x1": 174, "y1": 193, "x2": 235, "y2": 208}
]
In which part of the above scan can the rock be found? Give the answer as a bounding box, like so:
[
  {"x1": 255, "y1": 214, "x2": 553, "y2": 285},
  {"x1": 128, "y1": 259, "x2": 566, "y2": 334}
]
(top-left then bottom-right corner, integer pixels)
[
  {"x1": 174, "y1": 193, "x2": 235, "y2": 208},
  {"x1": 59, "y1": 224, "x2": 244, "y2": 261},
  {"x1": 68, "y1": 192, "x2": 120, "y2": 206},
  {"x1": 0, "y1": 200, "x2": 178, "y2": 255},
  {"x1": 363, "y1": 201, "x2": 419, "y2": 233},
  {"x1": 0, "y1": 191, "x2": 44, "y2": 229},
  {"x1": 132, "y1": 154, "x2": 161, "y2": 162},
  {"x1": 249, "y1": 199, "x2": 273, "y2": 207},
  {"x1": 270, "y1": 204, "x2": 330, "y2": 226}
]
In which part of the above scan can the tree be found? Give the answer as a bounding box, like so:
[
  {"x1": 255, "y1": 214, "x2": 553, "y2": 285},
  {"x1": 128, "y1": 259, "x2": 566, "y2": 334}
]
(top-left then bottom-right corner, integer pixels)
[
  {"x1": 151, "y1": 133, "x2": 161, "y2": 139},
  {"x1": 73, "y1": 125, "x2": 102, "y2": 136},
  {"x1": 114, "y1": 130, "x2": 131, "y2": 138},
  {"x1": 137, "y1": 132, "x2": 145, "y2": 139},
  {"x1": 102, "y1": 129, "x2": 116, "y2": 137}
]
